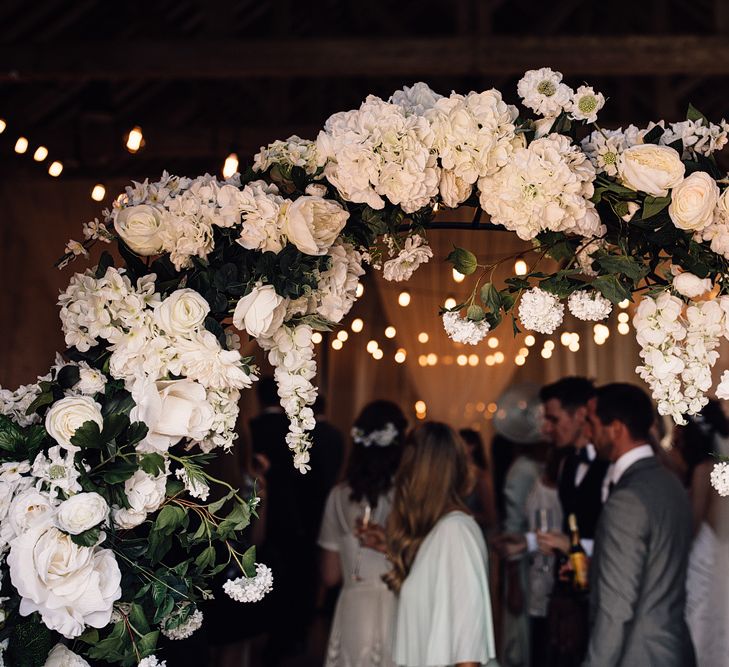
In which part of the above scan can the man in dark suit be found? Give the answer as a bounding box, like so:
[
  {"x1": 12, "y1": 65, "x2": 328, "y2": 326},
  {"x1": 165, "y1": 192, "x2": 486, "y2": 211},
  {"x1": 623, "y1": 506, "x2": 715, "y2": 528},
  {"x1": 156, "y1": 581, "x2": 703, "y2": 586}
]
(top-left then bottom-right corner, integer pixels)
[{"x1": 584, "y1": 383, "x2": 695, "y2": 666}]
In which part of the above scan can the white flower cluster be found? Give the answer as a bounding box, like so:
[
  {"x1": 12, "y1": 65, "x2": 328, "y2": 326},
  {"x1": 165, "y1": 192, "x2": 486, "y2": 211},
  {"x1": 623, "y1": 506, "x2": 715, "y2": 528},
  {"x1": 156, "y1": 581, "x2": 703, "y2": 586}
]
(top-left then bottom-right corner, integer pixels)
[
  {"x1": 567, "y1": 290, "x2": 613, "y2": 321},
  {"x1": 661, "y1": 118, "x2": 729, "y2": 158},
  {"x1": 259, "y1": 325, "x2": 317, "y2": 472},
  {"x1": 478, "y1": 133, "x2": 597, "y2": 240},
  {"x1": 442, "y1": 311, "x2": 491, "y2": 345},
  {"x1": 252, "y1": 135, "x2": 323, "y2": 176},
  {"x1": 710, "y1": 461, "x2": 729, "y2": 497},
  {"x1": 518, "y1": 288, "x2": 565, "y2": 334},
  {"x1": 316, "y1": 94, "x2": 439, "y2": 213},
  {"x1": 161, "y1": 607, "x2": 204, "y2": 641},
  {"x1": 223, "y1": 563, "x2": 274, "y2": 603},
  {"x1": 311, "y1": 242, "x2": 365, "y2": 322},
  {"x1": 382, "y1": 235, "x2": 434, "y2": 282},
  {"x1": 44, "y1": 643, "x2": 91, "y2": 666},
  {"x1": 137, "y1": 656, "x2": 166, "y2": 667},
  {"x1": 634, "y1": 292, "x2": 728, "y2": 423},
  {"x1": 517, "y1": 69, "x2": 605, "y2": 123},
  {"x1": 698, "y1": 188, "x2": 729, "y2": 259},
  {"x1": 0, "y1": 379, "x2": 47, "y2": 427}
]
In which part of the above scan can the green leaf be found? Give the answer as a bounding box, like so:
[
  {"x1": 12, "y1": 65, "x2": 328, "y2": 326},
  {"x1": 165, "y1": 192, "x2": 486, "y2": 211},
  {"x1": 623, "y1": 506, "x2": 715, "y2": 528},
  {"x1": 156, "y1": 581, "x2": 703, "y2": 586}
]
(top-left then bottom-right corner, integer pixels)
[
  {"x1": 642, "y1": 125, "x2": 664, "y2": 145},
  {"x1": 140, "y1": 453, "x2": 166, "y2": 476},
  {"x1": 25, "y1": 391, "x2": 54, "y2": 416},
  {"x1": 207, "y1": 489, "x2": 235, "y2": 515},
  {"x1": 155, "y1": 505, "x2": 187, "y2": 534},
  {"x1": 129, "y1": 602, "x2": 151, "y2": 635},
  {"x1": 241, "y1": 545, "x2": 257, "y2": 578},
  {"x1": 70, "y1": 524, "x2": 102, "y2": 547},
  {"x1": 591, "y1": 275, "x2": 632, "y2": 304},
  {"x1": 593, "y1": 253, "x2": 649, "y2": 282},
  {"x1": 194, "y1": 545, "x2": 216, "y2": 570},
  {"x1": 101, "y1": 391, "x2": 136, "y2": 417},
  {"x1": 0, "y1": 415, "x2": 25, "y2": 451},
  {"x1": 101, "y1": 413, "x2": 130, "y2": 443},
  {"x1": 687, "y1": 103, "x2": 708, "y2": 123},
  {"x1": 56, "y1": 364, "x2": 81, "y2": 389},
  {"x1": 6, "y1": 618, "x2": 54, "y2": 667},
  {"x1": 480, "y1": 283, "x2": 502, "y2": 313},
  {"x1": 641, "y1": 195, "x2": 671, "y2": 220},
  {"x1": 69, "y1": 419, "x2": 103, "y2": 449},
  {"x1": 77, "y1": 627, "x2": 100, "y2": 645},
  {"x1": 95, "y1": 251, "x2": 115, "y2": 278},
  {"x1": 101, "y1": 461, "x2": 137, "y2": 484},
  {"x1": 126, "y1": 421, "x2": 149, "y2": 447},
  {"x1": 446, "y1": 247, "x2": 478, "y2": 276},
  {"x1": 137, "y1": 630, "x2": 160, "y2": 659},
  {"x1": 466, "y1": 304, "x2": 485, "y2": 322}
]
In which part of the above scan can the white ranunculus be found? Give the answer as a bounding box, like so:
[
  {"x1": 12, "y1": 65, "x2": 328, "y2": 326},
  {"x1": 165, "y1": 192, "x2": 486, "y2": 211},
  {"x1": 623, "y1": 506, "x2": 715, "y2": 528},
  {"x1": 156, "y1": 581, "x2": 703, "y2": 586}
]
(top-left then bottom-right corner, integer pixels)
[
  {"x1": 668, "y1": 171, "x2": 719, "y2": 232},
  {"x1": 155, "y1": 289, "x2": 210, "y2": 336},
  {"x1": 113, "y1": 204, "x2": 165, "y2": 255},
  {"x1": 618, "y1": 144, "x2": 685, "y2": 196},
  {"x1": 130, "y1": 379, "x2": 215, "y2": 454},
  {"x1": 8, "y1": 522, "x2": 121, "y2": 638},
  {"x1": 282, "y1": 196, "x2": 349, "y2": 255},
  {"x1": 44, "y1": 643, "x2": 91, "y2": 667},
  {"x1": 75, "y1": 367, "x2": 106, "y2": 396},
  {"x1": 112, "y1": 469, "x2": 167, "y2": 529},
  {"x1": 233, "y1": 285, "x2": 287, "y2": 338},
  {"x1": 45, "y1": 397, "x2": 104, "y2": 452},
  {"x1": 672, "y1": 271, "x2": 713, "y2": 298},
  {"x1": 438, "y1": 170, "x2": 473, "y2": 208},
  {"x1": 56, "y1": 493, "x2": 108, "y2": 535}
]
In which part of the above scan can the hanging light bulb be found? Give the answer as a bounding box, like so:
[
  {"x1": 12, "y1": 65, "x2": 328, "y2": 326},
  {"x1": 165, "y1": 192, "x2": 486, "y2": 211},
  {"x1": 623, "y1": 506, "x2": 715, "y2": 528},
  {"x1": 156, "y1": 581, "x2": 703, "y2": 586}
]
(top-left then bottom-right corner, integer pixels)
[
  {"x1": 385, "y1": 326, "x2": 396, "y2": 338},
  {"x1": 366, "y1": 340, "x2": 379, "y2": 354},
  {"x1": 418, "y1": 332, "x2": 429, "y2": 343},
  {"x1": 444, "y1": 297, "x2": 457, "y2": 310},
  {"x1": 618, "y1": 322, "x2": 630, "y2": 335},
  {"x1": 485, "y1": 355, "x2": 495, "y2": 366},
  {"x1": 395, "y1": 349, "x2": 407, "y2": 363},
  {"x1": 398, "y1": 291, "x2": 411, "y2": 307},
  {"x1": 331, "y1": 339, "x2": 343, "y2": 350},
  {"x1": 0, "y1": 119, "x2": 6, "y2": 134},
  {"x1": 91, "y1": 184, "x2": 106, "y2": 202},
  {"x1": 356, "y1": 283, "x2": 365, "y2": 298},
  {"x1": 487, "y1": 337, "x2": 499, "y2": 349},
  {"x1": 494, "y1": 351, "x2": 505, "y2": 363},
  {"x1": 33, "y1": 146, "x2": 48, "y2": 162},
  {"x1": 515, "y1": 355, "x2": 526, "y2": 366},
  {"x1": 427, "y1": 353, "x2": 438, "y2": 366},
  {"x1": 524, "y1": 334, "x2": 536, "y2": 347},
  {"x1": 351, "y1": 318, "x2": 364, "y2": 333},
  {"x1": 618, "y1": 299, "x2": 630, "y2": 309},
  {"x1": 468, "y1": 354, "x2": 480, "y2": 367},
  {"x1": 312, "y1": 332, "x2": 323, "y2": 344},
  {"x1": 14, "y1": 137, "x2": 28, "y2": 154},
  {"x1": 457, "y1": 354, "x2": 468, "y2": 366},
  {"x1": 452, "y1": 268, "x2": 465, "y2": 283},
  {"x1": 418, "y1": 354, "x2": 428, "y2": 367},
  {"x1": 514, "y1": 258, "x2": 528, "y2": 276},
  {"x1": 48, "y1": 161, "x2": 63, "y2": 177},
  {"x1": 125, "y1": 126, "x2": 144, "y2": 153},
  {"x1": 336, "y1": 330, "x2": 349, "y2": 342},
  {"x1": 372, "y1": 348, "x2": 384, "y2": 360},
  {"x1": 222, "y1": 152, "x2": 239, "y2": 179}
]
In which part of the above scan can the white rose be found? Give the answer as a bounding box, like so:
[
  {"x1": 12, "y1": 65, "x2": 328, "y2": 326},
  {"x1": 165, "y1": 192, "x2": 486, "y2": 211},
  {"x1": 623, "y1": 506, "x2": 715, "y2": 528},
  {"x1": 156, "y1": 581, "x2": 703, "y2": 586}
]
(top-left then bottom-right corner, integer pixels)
[
  {"x1": 130, "y1": 379, "x2": 215, "y2": 453},
  {"x1": 45, "y1": 397, "x2": 104, "y2": 452},
  {"x1": 233, "y1": 285, "x2": 287, "y2": 338},
  {"x1": 618, "y1": 144, "x2": 685, "y2": 196},
  {"x1": 44, "y1": 643, "x2": 91, "y2": 667},
  {"x1": 56, "y1": 492, "x2": 108, "y2": 535},
  {"x1": 113, "y1": 204, "x2": 165, "y2": 255},
  {"x1": 438, "y1": 171, "x2": 472, "y2": 208},
  {"x1": 668, "y1": 171, "x2": 719, "y2": 232},
  {"x1": 282, "y1": 196, "x2": 349, "y2": 255},
  {"x1": 75, "y1": 368, "x2": 106, "y2": 396},
  {"x1": 155, "y1": 289, "x2": 210, "y2": 336},
  {"x1": 1, "y1": 489, "x2": 54, "y2": 548},
  {"x1": 112, "y1": 469, "x2": 167, "y2": 529},
  {"x1": 8, "y1": 522, "x2": 121, "y2": 638},
  {"x1": 672, "y1": 271, "x2": 713, "y2": 299}
]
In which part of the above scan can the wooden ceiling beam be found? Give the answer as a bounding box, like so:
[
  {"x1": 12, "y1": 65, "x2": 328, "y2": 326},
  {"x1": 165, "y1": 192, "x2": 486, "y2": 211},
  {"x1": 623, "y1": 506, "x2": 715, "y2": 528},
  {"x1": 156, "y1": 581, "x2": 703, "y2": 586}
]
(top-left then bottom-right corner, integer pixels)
[{"x1": 5, "y1": 36, "x2": 729, "y2": 82}]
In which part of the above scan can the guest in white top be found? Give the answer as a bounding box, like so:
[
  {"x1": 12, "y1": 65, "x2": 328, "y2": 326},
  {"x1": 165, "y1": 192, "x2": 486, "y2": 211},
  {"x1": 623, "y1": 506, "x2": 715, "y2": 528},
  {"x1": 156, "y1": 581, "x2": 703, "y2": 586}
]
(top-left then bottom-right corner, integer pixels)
[
  {"x1": 362, "y1": 422, "x2": 496, "y2": 667},
  {"x1": 319, "y1": 400, "x2": 408, "y2": 667}
]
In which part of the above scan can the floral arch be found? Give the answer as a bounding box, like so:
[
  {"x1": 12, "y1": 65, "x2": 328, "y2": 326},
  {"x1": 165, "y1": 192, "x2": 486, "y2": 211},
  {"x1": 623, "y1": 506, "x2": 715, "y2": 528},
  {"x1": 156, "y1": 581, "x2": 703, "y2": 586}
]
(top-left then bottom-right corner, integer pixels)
[{"x1": 2, "y1": 68, "x2": 729, "y2": 665}]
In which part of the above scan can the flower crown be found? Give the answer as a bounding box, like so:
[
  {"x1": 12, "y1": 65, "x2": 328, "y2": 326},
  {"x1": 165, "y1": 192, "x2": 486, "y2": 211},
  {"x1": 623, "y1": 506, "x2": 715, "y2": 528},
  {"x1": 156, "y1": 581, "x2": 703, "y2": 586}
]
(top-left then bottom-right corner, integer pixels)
[{"x1": 351, "y1": 422, "x2": 399, "y2": 448}]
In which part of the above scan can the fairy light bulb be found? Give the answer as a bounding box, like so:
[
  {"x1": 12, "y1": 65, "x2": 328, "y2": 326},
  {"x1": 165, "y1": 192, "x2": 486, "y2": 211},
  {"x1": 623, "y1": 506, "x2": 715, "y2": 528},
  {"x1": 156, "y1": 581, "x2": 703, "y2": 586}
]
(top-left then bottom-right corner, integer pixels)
[
  {"x1": 126, "y1": 126, "x2": 144, "y2": 153},
  {"x1": 398, "y1": 291, "x2": 411, "y2": 307},
  {"x1": 351, "y1": 318, "x2": 364, "y2": 333},
  {"x1": 91, "y1": 184, "x2": 106, "y2": 201},
  {"x1": 14, "y1": 137, "x2": 28, "y2": 153},
  {"x1": 33, "y1": 145, "x2": 48, "y2": 161}
]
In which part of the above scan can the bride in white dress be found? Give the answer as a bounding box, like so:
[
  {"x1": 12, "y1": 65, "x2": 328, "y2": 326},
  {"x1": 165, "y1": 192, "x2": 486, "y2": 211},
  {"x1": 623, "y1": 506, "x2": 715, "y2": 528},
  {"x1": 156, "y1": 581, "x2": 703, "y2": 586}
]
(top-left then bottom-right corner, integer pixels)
[
  {"x1": 675, "y1": 402, "x2": 729, "y2": 667},
  {"x1": 318, "y1": 401, "x2": 407, "y2": 667}
]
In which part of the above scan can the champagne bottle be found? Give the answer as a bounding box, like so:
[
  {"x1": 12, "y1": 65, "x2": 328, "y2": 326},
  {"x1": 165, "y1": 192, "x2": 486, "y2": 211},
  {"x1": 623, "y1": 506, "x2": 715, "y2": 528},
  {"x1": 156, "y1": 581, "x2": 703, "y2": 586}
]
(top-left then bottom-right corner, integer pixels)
[{"x1": 568, "y1": 513, "x2": 589, "y2": 592}]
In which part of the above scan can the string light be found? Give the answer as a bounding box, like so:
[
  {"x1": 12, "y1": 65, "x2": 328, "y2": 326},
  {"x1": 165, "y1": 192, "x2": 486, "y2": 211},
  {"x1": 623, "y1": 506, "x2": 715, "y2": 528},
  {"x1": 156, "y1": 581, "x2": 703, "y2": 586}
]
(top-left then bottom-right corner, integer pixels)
[
  {"x1": 618, "y1": 299, "x2": 630, "y2": 309},
  {"x1": 351, "y1": 318, "x2": 364, "y2": 333},
  {"x1": 336, "y1": 330, "x2": 349, "y2": 342},
  {"x1": 457, "y1": 354, "x2": 468, "y2": 366},
  {"x1": 433, "y1": 201, "x2": 440, "y2": 212},
  {"x1": 442, "y1": 355, "x2": 454, "y2": 366},
  {"x1": 395, "y1": 349, "x2": 407, "y2": 363},
  {"x1": 452, "y1": 268, "x2": 465, "y2": 283},
  {"x1": 524, "y1": 334, "x2": 536, "y2": 346},
  {"x1": 476, "y1": 402, "x2": 486, "y2": 412},
  {"x1": 487, "y1": 402, "x2": 498, "y2": 414},
  {"x1": 385, "y1": 326, "x2": 397, "y2": 338},
  {"x1": 618, "y1": 312, "x2": 629, "y2": 323},
  {"x1": 415, "y1": 400, "x2": 427, "y2": 412},
  {"x1": 544, "y1": 340, "x2": 555, "y2": 351},
  {"x1": 514, "y1": 258, "x2": 528, "y2": 276},
  {"x1": 366, "y1": 340, "x2": 379, "y2": 354},
  {"x1": 541, "y1": 348, "x2": 553, "y2": 359},
  {"x1": 398, "y1": 291, "x2": 411, "y2": 307},
  {"x1": 487, "y1": 337, "x2": 499, "y2": 349},
  {"x1": 33, "y1": 146, "x2": 48, "y2": 162},
  {"x1": 356, "y1": 284, "x2": 365, "y2": 298},
  {"x1": 569, "y1": 340, "x2": 580, "y2": 352},
  {"x1": 418, "y1": 354, "x2": 428, "y2": 367},
  {"x1": 332, "y1": 339, "x2": 343, "y2": 350},
  {"x1": 427, "y1": 353, "x2": 438, "y2": 366},
  {"x1": 125, "y1": 126, "x2": 144, "y2": 153},
  {"x1": 372, "y1": 348, "x2": 384, "y2": 360},
  {"x1": 485, "y1": 355, "x2": 495, "y2": 366},
  {"x1": 468, "y1": 354, "x2": 480, "y2": 367},
  {"x1": 222, "y1": 152, "x2": 239, "y2": 179},
  {"x1": 560, "y1": 332, "x2": 572, "y2": 346},
  {"x1": 0, "y1": 119, "x2": 6, "y2": 134},
  {"x1": 518, "y1": 347, "x2": 529, "y2": 356},
  {"x1": 593, "y1": 323, "x2": 610, "y2": 345},
  {"x1": 91, "y1": 184, "x2": 106, "y2": 202},
  {"x1": 444, "y1": 297, "x2": 457, "y2": 310},
  {"x1": 494, "y1": 351, "x2": 505, "y2": 363},
  {"x1": 515, "y1": 355, "x2": 526, "y2": 366},
  {"x1": 312, "y1": 332, "x2": 323, "y2": 344},
  {"x1": 14, "y1": 137, "x2": 28, "y2": 154},
  {"x1": 618, "y1": 322, "x2": 630, "y2": 335},
  {"x1": 418, "y1": 332, "x2": 429, "y2": 343},
  {"x1": 48, "y1": 161, "x2": 63, "y2": 177}
]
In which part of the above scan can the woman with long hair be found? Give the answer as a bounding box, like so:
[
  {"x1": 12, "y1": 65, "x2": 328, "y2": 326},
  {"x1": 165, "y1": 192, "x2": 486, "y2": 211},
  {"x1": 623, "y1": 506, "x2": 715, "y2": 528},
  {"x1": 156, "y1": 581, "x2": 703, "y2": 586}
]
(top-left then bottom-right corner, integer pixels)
[
  {"x1": 318, "y1": 400, "x2": 407, "y2": 667},
  {"x1": 384, "y1": 422, "x2": 496, "y2": 667}
]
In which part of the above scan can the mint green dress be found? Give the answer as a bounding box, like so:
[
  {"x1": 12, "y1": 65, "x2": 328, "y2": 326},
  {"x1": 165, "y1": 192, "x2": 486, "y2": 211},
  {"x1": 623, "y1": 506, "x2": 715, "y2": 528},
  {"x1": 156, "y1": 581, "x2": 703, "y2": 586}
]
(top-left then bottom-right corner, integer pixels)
[{"x1": 394, "y1": 511, "x2": 497, "y2": 666}]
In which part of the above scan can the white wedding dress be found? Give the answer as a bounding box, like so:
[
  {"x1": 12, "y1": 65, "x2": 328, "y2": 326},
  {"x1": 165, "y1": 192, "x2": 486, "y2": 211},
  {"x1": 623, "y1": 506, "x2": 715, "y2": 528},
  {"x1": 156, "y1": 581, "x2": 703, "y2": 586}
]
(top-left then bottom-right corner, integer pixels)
[{"x1": 318, "y1": 484, "x2": 397, "y2": 667}]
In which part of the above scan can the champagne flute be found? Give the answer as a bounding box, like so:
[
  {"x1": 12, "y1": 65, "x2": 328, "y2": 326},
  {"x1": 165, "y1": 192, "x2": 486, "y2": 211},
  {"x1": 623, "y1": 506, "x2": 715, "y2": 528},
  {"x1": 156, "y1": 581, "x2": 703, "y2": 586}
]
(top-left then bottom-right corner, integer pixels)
[
  {"x1": 535, "y1": 508, "x2": 553, "y2": 573},
  {"x1": 352, "y1": 502, "x2": 371, "y2": 582}
]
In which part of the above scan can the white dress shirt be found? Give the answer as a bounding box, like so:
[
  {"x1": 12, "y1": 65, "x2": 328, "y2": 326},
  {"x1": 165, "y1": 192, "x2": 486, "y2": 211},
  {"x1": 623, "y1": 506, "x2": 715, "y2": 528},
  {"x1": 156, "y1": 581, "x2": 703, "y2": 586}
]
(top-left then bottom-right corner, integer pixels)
[{"x1": 609, "y1": 444, "x2": 654, "y2": 487}]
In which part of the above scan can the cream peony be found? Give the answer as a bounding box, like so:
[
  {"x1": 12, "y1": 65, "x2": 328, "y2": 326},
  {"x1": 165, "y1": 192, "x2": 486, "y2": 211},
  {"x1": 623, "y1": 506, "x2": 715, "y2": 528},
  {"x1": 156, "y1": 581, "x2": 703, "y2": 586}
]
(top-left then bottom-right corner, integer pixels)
[
  {"x1": 130, "y1": 379, "x2": 215, "y2": 453},
  {"x1": 44, "y1": 643, "x2": 91, "y2": 667},
  {"x1": 233, "y1": 285, "x2": 287, "y2": 338},
  {"x1": 668, "y1": 171, "x2": 719, "y2": 232},
  {"x1": 282, "y1": 196, "x2": 349, "y2": 255},
  {"x1": 45, "y1": 397, "x2": 104, "y2": 452},
  {"x1": 113, "y1": 204, "x2": 164, "y2": 255},
  {"x1": 56, "y1": 492, "x2": 108, "y2": 535},
  {"x1": 672, "y1": 271, "x2": 713, "y2": 298},
  {"x1": 8, "y1": 521, "x2": 121, "y2": 638},
  {"x1": 155, "y1": 289, "x2": 210, "y2": 336},
  {"x1": 618, "y1": 144, "x2": 685, "y2": 196}
]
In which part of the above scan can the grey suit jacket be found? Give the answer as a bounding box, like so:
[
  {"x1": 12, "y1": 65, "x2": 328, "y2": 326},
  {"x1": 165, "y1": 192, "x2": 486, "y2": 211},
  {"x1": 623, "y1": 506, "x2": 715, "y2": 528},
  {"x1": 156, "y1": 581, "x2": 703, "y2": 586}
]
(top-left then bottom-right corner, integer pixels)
[{"x1": 583, "y1": 456, "x2": 696, "y2": 667}]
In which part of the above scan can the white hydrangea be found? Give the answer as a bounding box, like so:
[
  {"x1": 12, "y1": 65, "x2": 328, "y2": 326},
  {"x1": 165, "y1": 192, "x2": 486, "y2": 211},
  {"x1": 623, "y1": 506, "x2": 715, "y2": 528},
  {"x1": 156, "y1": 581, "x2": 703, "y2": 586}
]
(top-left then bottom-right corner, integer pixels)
[
  {"x1": 710, "y1": 461, "x2": 729, "y2": 496},
  {"x1": 661, "y1": 118, "x2": 729, "y2": 158},
  {"x1": 382, "y1": 235, "x2": 434, "y2": 281},
  {"x1": 390, "y1": 82, "x2": 443, "y2": 115},
  {"x1": 236, "y1": 180, "x2": 287, "y2": 253},
  {"x1": 698, "y1": 188, "x2": 729, "y2": 259},
  {"x1": 0, "y1": 380, "x2": 46, "y2": 427},
  {"x1": 518, "y1": 288, "x2": 564, "y2": 334},
  {"x1": 197, "y1": 387, "x2": 241, "y2": 452},
  {"x1": 252, "y1": 135, "x2": 323, "y2": 175},
  {"x1": 223, "y1": 563, "x2": 274, "y2": 603},
  {"x1": 175, "y1": 468, "x2": 210, "y2": 502},
  {"x1": 316, "y1": 95, "x2": 439, "y2": 213},
  {"x1": 566, "y1": 86, "x2": 605, "y2": 123},
  {"x1": 161, "y1": 608, "x2": 204, "y2": 640},
  {"x1": 313, "y1": 242, "x2": 365, "y2": 323},
  {"x1": 517, "y1": 68, "x2": 573, "y2": 117},
  {"x1": 442, "y1": 311, "x2": 490, "y2": 345},
  {"x1": 478, "y1": 134, "x2": 596, "y2": 240},
  {"x1": 581, "y1": 128, "x2": 627, "y2": 177},
  {"x1": 138, "y1": 656, "x2": 166, "y2": 667},
  {"x1": 567, "y1": 290, "x2": 613, "y2": 321},
  {"x1": 43, "y1": 643, "x2": 90, "y2": 666},
  {"x1": 717, "y1": 370, "x2": 729, "y2": 400}
]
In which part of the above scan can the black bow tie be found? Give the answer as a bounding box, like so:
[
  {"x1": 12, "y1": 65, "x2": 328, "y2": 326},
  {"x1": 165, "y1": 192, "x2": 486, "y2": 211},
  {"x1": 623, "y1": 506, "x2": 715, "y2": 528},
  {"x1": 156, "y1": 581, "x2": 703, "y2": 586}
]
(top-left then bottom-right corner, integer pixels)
[{"x1": 576, "y1": 447, "x2": 592, "y2": 465}]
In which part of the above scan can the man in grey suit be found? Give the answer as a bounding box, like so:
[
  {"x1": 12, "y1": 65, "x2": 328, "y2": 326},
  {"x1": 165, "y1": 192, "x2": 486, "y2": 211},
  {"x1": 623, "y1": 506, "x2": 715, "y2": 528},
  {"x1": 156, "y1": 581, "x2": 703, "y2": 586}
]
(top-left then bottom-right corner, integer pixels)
[{"x1": 584, "y1": 383, "x2": 696, "y2": 667}]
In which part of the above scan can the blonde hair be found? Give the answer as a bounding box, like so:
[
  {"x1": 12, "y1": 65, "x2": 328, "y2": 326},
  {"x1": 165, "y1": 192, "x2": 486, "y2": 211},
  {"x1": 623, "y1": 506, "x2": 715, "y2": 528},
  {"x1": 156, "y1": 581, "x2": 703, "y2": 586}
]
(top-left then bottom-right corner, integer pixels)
[{"x1": 383, "y1": 422, "x2": 472, "y2": 593}]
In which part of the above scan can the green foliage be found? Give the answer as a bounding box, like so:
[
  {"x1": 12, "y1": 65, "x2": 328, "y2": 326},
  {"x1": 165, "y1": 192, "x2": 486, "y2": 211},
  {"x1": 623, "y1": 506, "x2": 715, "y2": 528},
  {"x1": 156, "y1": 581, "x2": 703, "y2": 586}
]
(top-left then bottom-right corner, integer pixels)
[
  {"x1": 6, "y1": 617, "x2": 54, "y2": 667},
  {"x1": 446, "y1": 247, "x2": 478, "y2": 275}
]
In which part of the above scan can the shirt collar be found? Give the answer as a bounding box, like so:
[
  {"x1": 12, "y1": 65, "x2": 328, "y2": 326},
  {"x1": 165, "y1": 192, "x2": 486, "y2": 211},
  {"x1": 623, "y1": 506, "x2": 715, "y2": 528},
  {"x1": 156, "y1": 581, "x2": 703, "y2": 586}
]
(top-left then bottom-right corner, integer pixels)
[
  {"x1": 611, "y1": 444, "x2": 654, "y2": 485},
  {"x1": 584, "y1": 443, "x2": 596, "y2": 462}
]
